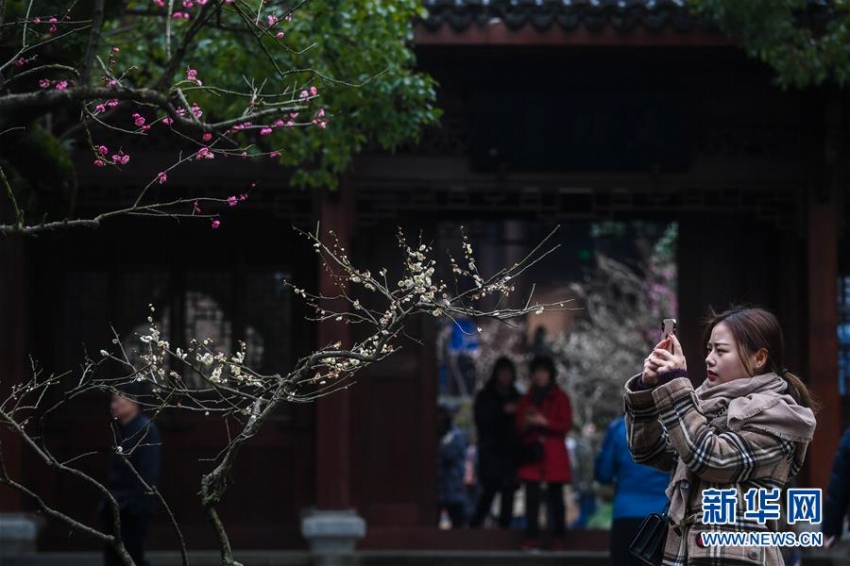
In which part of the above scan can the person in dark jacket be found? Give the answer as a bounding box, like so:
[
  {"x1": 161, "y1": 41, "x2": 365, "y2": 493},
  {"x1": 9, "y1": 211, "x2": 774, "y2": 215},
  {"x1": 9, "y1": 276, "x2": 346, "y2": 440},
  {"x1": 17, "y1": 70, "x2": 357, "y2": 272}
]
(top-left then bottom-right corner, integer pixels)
[
  {"x1": 595, "y1": 415, "x2": 669, "y2": 565},
  {"x1": 823, "y1": 426, "x2": 850, "y2": 548},
  {"x1": 469, "y1": 357, "x2": 520, "y2": 528},
  {"x1": 516, "y1": 356, "x2": 573, "y2": 550},
  {"x1": 102, "y1": 387, "x2": 162, "y2": 566},
  {"x1": 437, "y1": 404, "x2": 468, "y2": 528}
]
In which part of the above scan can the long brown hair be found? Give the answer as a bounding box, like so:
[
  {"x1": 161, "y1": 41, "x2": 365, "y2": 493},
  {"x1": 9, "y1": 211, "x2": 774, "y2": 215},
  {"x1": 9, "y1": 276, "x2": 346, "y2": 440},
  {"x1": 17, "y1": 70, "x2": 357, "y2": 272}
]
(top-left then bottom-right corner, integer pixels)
[{"x1": 701, "y1": 306, "x2": 819, "y2": 412}]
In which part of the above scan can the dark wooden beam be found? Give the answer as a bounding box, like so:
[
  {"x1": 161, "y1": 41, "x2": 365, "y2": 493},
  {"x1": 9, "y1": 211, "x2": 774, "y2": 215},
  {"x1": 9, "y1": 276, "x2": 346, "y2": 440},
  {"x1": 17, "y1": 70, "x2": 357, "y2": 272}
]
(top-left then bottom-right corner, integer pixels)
[
  {"x1": 806, "y1": 200, "x2": 841, "y2": 492},
  {"x1": 315, "y1": 183, "x2": 355, "y2": 509},
  {"x1": 414, "y1": 21, "x2": 733, "y2": 47},
  {"x1": 0, "y1": 236, "x2": 25, "y2": 511}
]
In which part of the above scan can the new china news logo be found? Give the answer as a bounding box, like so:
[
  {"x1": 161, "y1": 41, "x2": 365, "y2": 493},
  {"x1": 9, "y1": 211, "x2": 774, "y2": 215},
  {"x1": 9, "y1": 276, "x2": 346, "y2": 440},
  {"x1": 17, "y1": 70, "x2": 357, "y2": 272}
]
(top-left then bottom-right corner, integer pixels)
[{"x1": 698, "y1": 488, "x2": 823, "y2": 547}]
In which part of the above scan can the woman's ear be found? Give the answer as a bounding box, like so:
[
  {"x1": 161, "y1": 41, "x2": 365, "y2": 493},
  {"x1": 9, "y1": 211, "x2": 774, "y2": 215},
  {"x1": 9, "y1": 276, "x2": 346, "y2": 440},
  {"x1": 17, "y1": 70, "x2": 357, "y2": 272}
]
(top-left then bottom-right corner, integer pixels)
[{"x1": 753, "y1": 348, "x2": 769, "y2": 372}]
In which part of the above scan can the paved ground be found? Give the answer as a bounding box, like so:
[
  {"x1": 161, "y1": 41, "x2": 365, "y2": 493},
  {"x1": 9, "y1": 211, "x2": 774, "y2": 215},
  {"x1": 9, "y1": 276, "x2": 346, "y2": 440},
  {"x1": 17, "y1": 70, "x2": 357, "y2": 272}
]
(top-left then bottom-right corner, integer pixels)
[{"x1": 0, "y1": 550, "x2": 847, "y2": 566}]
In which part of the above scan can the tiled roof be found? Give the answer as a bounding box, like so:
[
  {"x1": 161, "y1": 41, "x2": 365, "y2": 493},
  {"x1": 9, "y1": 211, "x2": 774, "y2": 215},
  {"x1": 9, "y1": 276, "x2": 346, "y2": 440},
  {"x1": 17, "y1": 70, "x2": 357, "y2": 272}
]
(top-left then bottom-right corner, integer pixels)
[{"x1": 420, "y1": 0, "x2": 710, "y2": 33}]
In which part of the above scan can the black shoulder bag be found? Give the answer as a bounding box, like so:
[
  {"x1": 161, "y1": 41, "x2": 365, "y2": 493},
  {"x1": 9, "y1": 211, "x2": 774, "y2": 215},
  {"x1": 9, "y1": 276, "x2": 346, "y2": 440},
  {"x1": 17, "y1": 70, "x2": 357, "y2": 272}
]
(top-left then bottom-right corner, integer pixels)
[
  {"x1": 628, "y1": 499, "x2": 670, "y2": 566},
  {"x1": 630, "y1": 469, "x2": 699, "y2": 566}
]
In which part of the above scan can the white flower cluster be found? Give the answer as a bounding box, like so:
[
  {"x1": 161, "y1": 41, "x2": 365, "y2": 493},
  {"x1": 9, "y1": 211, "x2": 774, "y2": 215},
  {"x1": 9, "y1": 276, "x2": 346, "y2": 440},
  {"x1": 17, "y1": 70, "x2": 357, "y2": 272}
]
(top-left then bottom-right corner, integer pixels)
[
  {"x1": 447, "y1": 228, "x2": 516, "y2": 301},
  {"x1": 120, "y1": 304, "x2": 262, "y2": 393},
  {"x1": 397, "y1": 237, "x2": 446, "y2": 307}
]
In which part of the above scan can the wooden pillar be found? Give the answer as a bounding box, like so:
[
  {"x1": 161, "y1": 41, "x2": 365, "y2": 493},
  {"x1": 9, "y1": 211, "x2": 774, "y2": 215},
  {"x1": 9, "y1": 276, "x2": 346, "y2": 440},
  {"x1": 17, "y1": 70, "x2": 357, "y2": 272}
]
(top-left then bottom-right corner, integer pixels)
[
  {"x1": 806, "y1": 200, "x2": 841, "y2": 492},
  {"x1": 0, "y1": 236, "x2": 25, "y2": 511},
  {"x1": 315, "y1": 184, "x2": 354, "y2": 509},
  {"x1": 803, "y1": 94, "x2": 844, "y2": 492}
]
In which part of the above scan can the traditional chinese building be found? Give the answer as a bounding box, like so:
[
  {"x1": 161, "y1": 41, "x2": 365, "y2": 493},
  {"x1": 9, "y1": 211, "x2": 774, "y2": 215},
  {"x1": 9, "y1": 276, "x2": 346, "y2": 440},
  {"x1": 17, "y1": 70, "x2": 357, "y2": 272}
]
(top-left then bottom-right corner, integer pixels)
[{"x1": 0, "y1": 0, "x2": 847, "y2": 555}]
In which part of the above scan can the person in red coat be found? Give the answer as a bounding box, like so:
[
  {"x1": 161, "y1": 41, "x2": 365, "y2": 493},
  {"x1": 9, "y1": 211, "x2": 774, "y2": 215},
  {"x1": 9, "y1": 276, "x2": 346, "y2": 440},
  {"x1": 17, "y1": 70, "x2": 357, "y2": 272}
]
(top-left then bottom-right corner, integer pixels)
[{"x1": 516, "y1": 356, "x2": 573, "y2": 550}]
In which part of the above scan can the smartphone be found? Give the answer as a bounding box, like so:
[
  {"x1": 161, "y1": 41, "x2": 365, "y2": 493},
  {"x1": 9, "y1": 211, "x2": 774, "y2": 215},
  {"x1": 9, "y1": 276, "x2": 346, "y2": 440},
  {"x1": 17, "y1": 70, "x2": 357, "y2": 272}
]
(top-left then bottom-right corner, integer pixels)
[{"x1": 661, "y1": 318, "x2": 677, "y2": 340}]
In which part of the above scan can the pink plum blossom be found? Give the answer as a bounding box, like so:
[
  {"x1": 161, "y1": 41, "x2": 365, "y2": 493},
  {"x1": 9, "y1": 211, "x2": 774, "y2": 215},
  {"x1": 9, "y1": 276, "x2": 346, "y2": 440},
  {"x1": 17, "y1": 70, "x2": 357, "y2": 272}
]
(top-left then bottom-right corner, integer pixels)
[
  {"x1": 211, "y1": 219, "x2": 221, "y2": 229},
  {"x1": 157, "y1": 172, "x2": 168, "y2": 184}
]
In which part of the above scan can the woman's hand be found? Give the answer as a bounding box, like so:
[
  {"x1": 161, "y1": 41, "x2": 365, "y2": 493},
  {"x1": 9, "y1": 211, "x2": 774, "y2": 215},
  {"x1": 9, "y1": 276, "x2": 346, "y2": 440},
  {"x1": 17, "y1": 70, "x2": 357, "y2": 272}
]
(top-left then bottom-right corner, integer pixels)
[
  {"x1": 525, "y1": 410, "x2": 547, "y2": 427},
  {"x1": 529, "y1": 413, "x2": 548, "y2": 427},
  {"x1": 642, "y1": 334, "x2": 687, "y2": 386}
]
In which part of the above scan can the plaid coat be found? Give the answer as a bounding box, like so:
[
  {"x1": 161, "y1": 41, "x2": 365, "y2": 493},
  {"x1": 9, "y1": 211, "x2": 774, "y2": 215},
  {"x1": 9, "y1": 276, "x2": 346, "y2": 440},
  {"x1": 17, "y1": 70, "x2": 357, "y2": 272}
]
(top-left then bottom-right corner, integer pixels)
[{"x1": 624, "y1": 373, "x2": 814, "y2": 566}]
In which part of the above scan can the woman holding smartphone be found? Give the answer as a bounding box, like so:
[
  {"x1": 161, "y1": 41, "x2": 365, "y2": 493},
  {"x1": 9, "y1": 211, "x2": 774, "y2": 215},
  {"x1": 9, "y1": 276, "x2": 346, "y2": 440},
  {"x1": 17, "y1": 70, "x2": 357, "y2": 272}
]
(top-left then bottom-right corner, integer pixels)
[{"x1": 625, "y1": 307, "x2": 817, "y2": 565}]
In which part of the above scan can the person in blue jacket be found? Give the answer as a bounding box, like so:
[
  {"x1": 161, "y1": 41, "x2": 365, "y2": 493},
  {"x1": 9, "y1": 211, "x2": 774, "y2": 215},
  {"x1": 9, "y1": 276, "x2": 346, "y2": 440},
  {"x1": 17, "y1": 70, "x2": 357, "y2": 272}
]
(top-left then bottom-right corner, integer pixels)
[
  {"x1": 595, "y1": 414, "x2": 669, "y2": 565},
  {"x1": 823, "y1": 426, "x2": 850, "y2": 548},
  {"x1": 437, "y1": 404, "x2": 468, "y2": 528},
  {"x1": 102, "y1": 385, "x2": 162, "y2": 566}
]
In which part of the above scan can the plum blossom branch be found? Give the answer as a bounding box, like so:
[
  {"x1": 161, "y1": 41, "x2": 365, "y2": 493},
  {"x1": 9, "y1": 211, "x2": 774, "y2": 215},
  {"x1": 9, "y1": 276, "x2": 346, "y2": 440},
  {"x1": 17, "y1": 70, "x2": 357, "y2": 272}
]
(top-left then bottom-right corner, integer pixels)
[
  {"x1": 1, "y1": 224, "x2": 573, "y2": 565},
  {"x1": 0, "y1": 196, "x2": 230, "y2": 235}
]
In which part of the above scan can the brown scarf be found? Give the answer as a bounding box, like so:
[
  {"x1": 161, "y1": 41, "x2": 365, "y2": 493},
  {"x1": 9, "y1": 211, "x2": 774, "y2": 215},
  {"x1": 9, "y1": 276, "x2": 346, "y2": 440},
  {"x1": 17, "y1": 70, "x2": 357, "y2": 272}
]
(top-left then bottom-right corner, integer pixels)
[{"x1": 667, "y1": 372, "x2": 816, "y2": 524}]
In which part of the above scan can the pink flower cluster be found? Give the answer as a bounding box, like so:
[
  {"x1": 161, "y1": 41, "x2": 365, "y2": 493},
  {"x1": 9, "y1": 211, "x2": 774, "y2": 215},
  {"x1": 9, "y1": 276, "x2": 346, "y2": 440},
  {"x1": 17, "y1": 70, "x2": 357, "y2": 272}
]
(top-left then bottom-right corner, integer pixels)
[
  {"x1": 300, "y1": 86, "x2": 319, "y2": 99},
  {"x1": 93, "y1": 99, "x2": 119, "y2": 114},
  {"x1": 227, "y1": 194, "x2": 248, "y2": 207},
  {"x1": 112, "y1": 150, "x2": 130, "y2": 165},
  {"x1": 312, "y1": 108, "x2": 328, "y2": 129},
  {"x1": 132, "y1": 113, "x2": 151, "y2": 130},
  {"x1": 186, "y1": 68, "x2": 202, "y2": 86},
  {"x1": 38, "y1": 79, "x2": 70, "y2": 89},
  {"x1": 13, "y1": 55, "x2": 37, "y2": 68},
  {"x1": 92, "y1": 146, "x2": 131, "y2": 167},
  {"x1": 266, "y1": 12, "x2": 287, "y2": 37},
  {"x1": 195, "y1": 147, "x2": 214, "y2": 160}
]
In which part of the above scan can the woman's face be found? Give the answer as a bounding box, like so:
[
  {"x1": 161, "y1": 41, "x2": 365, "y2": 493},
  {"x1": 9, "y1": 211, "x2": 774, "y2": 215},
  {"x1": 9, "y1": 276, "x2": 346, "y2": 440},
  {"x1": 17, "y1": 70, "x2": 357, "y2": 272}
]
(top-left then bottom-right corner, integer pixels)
[
  {"x1": 532, "y1": 367, "x2": 552, "y2": 388},
  {"x1": 496, "y1": 367, "x2": 514, "y2": 388},
  {"x1": 704, "y1": 322, "x2": 756, "y2": 385}
]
